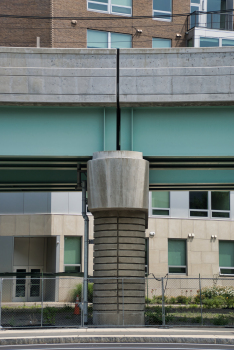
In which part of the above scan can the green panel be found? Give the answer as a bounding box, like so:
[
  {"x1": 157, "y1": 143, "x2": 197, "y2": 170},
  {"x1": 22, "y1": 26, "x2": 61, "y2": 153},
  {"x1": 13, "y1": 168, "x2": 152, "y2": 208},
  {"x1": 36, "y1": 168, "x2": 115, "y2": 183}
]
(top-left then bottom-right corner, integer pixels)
[
  {"x1": 64, "y1": 237, "x2": 81, "y2": 265},
  {"x1": 152, "y1": 191, "x2": 169, "y2": 208},
  {"x1": 0, "y1": 106, "x2": 109, "y2": 157},
  {"x1": 131, "y1": 107, "x2": 234, "y2": 157},
  {"x1": 219, "y1": 241, "x2": 234, "y2": 267},
  {"x1": 104, "y1": 108, "x2": 117, "y2": 151},
  {"x1": 168, "y1": 240, "x2": 186, "y2": 266},
  {"x1": 149, "y1": 169, "x2": 234, "y2": 185},
  {"x1": 121, "y1": 108, "x2": 132, "y2": 151}
]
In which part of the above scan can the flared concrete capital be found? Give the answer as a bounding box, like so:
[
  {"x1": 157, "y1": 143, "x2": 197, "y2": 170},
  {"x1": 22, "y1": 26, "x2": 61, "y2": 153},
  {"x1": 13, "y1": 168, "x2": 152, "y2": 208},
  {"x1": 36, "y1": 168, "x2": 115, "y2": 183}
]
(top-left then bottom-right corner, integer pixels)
[{"x1": 87, "y1": 151, "x2": 149, "y2": 213}]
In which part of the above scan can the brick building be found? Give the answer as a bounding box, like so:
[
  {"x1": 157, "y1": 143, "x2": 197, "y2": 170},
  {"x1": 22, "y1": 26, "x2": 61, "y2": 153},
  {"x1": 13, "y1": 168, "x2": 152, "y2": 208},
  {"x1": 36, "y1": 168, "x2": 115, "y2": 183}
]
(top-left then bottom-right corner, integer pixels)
[{"x1": 1, "y1": 0, "x2": 234, "y2": 49}]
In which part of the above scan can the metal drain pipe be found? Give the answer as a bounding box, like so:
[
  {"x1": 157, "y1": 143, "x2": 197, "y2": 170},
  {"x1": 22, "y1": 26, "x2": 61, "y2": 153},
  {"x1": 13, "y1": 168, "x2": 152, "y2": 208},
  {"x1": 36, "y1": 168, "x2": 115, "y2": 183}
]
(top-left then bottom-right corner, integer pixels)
[{"x1": 82, "y1": 180, "x2": 89, "y2": 325}]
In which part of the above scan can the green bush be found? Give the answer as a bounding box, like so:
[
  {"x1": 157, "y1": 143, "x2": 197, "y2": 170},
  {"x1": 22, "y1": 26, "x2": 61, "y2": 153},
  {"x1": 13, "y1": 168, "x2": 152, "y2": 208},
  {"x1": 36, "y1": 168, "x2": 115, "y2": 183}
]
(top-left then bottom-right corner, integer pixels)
[
  {"x1": 71, "y1": 283, "x2": 93, "y2": 303},
  {"x1": 213, "y1": 314, "x2": 229, "y2": 326},
  {"x1": 176, "y1": 295, "x2": 189, "y2": 304},
  {"x1": 169, "y1": 297, "x2": 176, "y2": 304},
  {"x1": 145, "y1": 306, "x2": 173, "y2": 325},
  {"x1": 203, "y1": 296, "x2": 226, "y2": 309}
]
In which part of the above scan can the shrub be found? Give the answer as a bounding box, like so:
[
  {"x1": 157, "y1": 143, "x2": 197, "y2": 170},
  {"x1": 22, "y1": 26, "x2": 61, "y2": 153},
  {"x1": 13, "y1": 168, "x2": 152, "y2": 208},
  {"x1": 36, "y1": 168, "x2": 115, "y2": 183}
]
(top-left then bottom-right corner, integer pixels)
[
  {"x1": 145, "y1": 306, "x2": 173, "y2": 325},
  {"x1": 213, "y1": 314, "x2": 229, "y2": 326},
  {"x1": 71, "y1": 283, "x2": 93, "y2": 303},
  {"x1": 176, "y1": 295, "x2": 188, "y2": 304},
  {"x1": 169, "y1": 297, "x2": 176, "y2": 304}
]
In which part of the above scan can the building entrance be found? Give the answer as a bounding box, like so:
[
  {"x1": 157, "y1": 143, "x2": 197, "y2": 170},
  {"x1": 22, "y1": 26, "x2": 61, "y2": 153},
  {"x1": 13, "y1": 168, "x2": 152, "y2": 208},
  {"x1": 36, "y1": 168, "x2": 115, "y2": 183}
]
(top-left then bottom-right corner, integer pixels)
[{"x1": 13, "y1": 266, "x2": 43, "y2": 302}]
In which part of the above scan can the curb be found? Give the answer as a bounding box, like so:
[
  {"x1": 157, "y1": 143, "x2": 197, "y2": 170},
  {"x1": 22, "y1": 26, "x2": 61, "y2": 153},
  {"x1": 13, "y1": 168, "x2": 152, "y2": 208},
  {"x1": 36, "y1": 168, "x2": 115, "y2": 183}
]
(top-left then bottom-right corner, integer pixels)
[{"x1": 1, "y1": 336, "x2": 234, "y2": 345}]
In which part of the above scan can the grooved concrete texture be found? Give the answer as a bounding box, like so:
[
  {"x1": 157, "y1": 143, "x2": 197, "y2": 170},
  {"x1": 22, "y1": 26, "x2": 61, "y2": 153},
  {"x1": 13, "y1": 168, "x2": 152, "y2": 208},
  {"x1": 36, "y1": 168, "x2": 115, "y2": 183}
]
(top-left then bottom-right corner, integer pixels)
[
  {"x1": 87, "y1": 151, "x2": 149, "y2": 326},
  {"x1": 1, "y1": 47, "x2": 234, "y2": 105}
]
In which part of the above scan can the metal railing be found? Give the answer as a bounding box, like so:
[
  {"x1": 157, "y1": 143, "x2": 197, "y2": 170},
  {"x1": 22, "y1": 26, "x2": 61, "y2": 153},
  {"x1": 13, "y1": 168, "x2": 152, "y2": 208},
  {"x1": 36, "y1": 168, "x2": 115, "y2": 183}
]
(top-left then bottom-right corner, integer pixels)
[
  {"x1": 187, "y1": 9, "x2": 234, "y2": 31},
  {"x1": 1, "y1": 275, "x2": 234, "y2": 328}
]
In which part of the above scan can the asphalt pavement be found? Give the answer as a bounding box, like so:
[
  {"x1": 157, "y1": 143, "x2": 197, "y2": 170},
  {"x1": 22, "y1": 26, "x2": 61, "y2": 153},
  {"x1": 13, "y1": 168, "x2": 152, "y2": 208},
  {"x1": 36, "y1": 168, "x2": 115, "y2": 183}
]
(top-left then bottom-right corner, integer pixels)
[{"x1": 1, "y1": 327, "x2": 234, "y2": 346}]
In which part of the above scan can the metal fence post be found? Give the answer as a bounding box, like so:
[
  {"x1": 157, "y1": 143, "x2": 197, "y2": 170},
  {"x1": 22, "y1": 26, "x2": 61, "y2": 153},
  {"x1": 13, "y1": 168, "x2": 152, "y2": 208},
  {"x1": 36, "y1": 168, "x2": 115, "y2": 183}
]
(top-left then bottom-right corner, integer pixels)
[
  {"x1": 122, "y1": 278, "x2": 124, "y2": 326},
  {"x1": 199, "y1": 274, "x2": 203, "y2": 326},
  {"x1": 147, "y1": 276, "x2": 149, "y2": 308},
  {"x1": 161, "y1": 277, "x2": 165, "y2": 326},
  {"x1": 41, "y1": 276, "x2": 44, "y2": 327},
  {"x1": 0, "y1": 278, "x2": 2, "y2": 329}
]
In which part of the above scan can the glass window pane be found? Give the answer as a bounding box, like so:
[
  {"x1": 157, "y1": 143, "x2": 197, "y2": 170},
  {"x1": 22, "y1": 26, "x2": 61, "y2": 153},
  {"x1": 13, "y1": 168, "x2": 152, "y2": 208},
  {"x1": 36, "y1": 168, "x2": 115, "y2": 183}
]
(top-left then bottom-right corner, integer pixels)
[
  {"x1": 207, "y1": 0, "x2": 226, "y2": 29},
  {"x1": 112, "y1": 0, "x2": 131, "y2": 6},
  {"x1": 189, "y1": 191, "x2": 208, "y2": 210},
  {"x1": 88, "y1": 2, "x2": 108, "y2": 11},
  {"x1": 153, "y1": 12, "x2": 171, "y2": 20},
  {"x1": 65, "y1": 266, "x2": 81, "y2": 273},
  {"x1": 152, "y1": 38, "x2": 171, "y2": 48},
  {"x1": 191, "y1": 0, "x2": 200, "y2": 3},
  {"x1": 111, "y1": 33, "x2": 132, "y2": 48},
  {"x1": 87, "y1": 30, "x2": 108, "y2": 48},
  {"x1": 220, "y1": 268, "x2": 234, "y2": 274},
  {"x1": 168, "y1": 240, "x2": 186, "y2": 266},
  {"x1": 112, "y1": 6, "x2": 131, "y2": 14},
  {"x1": 30, "y1": 269, "x2": 40, "y2": 297},
  {"x1": 200, "y1": 37, "x2": 219, "y2": 47},
  {"x1": 153, "y1": 0, "x2": 171, "y2": 12},
  {"x1": 169, "y1": 267, "x2": 186, "y2": 274},
  {"x1": 64, "y1": 237, "x2": 81, "y2": 265},
  {"x1": 219, "y1": 241, "x2": 234, "y2": 267},
  {"x1": 16, "y1": 269, "x2": 26, "y2": 298},
  {"x1": 190, "y1": 5, "x2": 199, "y2": 27},
  {"x1": 152, "y1": 209, "x2": 170, "y2": 216},
  {"x1": 211, "y1": 191, "x2": 230, "y2": 210},
  {"x1": 212, "y1": 212, "x2": 230, "y2": 218},
  {"x1": 190, "y1": 211, "x2": 208, "y2": 217},
  {"x1": 152, "y1": 191, "x2": 170, "y2": 208},
  {"x1": 222, "y1": 39, "x2": 234, "y2": 46}
]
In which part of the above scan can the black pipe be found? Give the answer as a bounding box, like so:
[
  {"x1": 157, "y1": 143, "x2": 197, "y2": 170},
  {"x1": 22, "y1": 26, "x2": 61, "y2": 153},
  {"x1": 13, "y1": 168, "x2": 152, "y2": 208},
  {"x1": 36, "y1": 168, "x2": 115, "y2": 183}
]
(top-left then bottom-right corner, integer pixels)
[{"x1": 116, "y1": 48, "x2": 121, "y2": 151}]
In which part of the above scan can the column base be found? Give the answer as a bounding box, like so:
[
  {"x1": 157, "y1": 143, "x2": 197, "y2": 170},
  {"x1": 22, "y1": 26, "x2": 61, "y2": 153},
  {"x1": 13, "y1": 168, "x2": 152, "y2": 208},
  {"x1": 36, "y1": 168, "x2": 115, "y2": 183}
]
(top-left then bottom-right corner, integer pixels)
[{"x1": 93, "y1": 311, "x2": 144, "y2": 326}]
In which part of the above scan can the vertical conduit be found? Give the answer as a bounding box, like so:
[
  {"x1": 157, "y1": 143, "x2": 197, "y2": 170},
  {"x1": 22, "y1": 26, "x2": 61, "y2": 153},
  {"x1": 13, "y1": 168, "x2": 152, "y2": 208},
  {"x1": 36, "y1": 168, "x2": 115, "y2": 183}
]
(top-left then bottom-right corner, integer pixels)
[{"x1": 116, "y1": 48, "x2": 121, "y2": 151}]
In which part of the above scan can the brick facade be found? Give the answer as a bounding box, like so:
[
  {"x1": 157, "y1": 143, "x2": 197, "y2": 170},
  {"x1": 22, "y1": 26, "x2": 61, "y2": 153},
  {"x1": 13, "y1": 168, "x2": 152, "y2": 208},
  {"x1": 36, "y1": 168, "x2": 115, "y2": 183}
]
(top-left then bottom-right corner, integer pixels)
[
  {"x1": 52, "y1": 0, "x2": 189, "y2": 48},
  {"x1": 0, "y1": 0, "x2": 51, "y2": 47},
  {"x1": 0, "y1": 0, "x2": 190, "y2": 48}
]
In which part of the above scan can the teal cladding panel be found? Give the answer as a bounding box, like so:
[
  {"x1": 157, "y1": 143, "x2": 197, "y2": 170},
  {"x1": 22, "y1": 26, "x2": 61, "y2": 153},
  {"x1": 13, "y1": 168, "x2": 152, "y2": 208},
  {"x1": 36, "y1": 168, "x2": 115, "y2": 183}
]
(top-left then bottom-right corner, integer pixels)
[
  {"x1": 0, "y1": 107, "x2": 116, "y2": 156},
  {"x1": 149, "y1": 169, "x2": 234, "y2": 184},
  {"x1": 104, "y1": 108, "x2": 117, "y2": 151},
  {"x1": 131, "y1": 107, "x2": 234, "y2": 157},
  {"x1": 121, "y1": 108, "x2": 132, "y2": 151}
]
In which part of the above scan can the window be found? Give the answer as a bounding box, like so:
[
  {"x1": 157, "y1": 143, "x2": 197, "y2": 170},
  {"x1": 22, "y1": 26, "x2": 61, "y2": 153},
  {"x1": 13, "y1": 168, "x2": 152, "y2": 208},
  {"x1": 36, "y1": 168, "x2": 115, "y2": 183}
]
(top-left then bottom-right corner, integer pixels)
[
  {"x1": 168, "y1": 239, "x2": 187, "y2": 274},
  {"x1": 64, "y1": 236, "x2": 81, "y2": 273},
  {"x1": 200, "y1": 37, "x2": 219, "y2": 47},
  {"x1": 87, "y1": 0, "x2": 132, "y2": 16},
  {"x1": 190, "y1": 191, "x2": 208, "y2": 217},
  {"x1": 153, "y1": 0, "x2": 172, "y2": 21},
  {"x1": 207, "y1": 0, "x2": 226, "y2": 29},
  {"x1": 152, "y1": 38, "x2": 171, "y2": 48},
  {"x1": 222, "y1": 39, "x2": 234, "y2": 46},
  {"x1": 190, "y1": 0, "x2": 201, "y2": 28},
  {"x1": 87, "y1": 30, "x2": 132, "y2": 48},
  {"x1": 211, "y1": 191, "x2": 230, "y2": 218},
  {"x1": 219, "y1": 241, "x2": 234, "y2": 275},
  {"x1": 189, "y1": 191, "x2": 230, "y2": 218},
  {"x1": 152, "y1": 191, "x2": 170, "y2": 216}
]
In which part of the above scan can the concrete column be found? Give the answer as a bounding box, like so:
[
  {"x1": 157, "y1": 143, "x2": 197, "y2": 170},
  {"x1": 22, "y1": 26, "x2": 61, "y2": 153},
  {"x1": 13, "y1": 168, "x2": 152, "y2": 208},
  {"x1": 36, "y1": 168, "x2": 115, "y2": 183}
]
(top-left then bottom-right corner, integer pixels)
[{"x1": 87, "y1": 151, "x2": 149, "y2": 325}]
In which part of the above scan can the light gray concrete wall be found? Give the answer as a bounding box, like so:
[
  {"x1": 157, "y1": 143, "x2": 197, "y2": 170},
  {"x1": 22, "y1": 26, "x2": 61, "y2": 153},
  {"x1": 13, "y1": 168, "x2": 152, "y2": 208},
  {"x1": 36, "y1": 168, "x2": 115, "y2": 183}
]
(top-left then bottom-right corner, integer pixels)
[
  {"x1": 0, "y1": 48, "x2": 116, "y2": 105},
  {"x1": 0, "y1": 47, "x2": 234, "y2": 106},
  {"x1": 120, "y1": 47, "x2": 234, "y2": 105}
]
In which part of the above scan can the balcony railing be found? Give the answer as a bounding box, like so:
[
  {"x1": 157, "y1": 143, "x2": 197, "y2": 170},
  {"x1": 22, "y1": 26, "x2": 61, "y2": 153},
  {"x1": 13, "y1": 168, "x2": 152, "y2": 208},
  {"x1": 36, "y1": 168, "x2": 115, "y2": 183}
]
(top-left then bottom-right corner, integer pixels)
[{"x1": 187, "y1": 9, "x2": 234, "y2": 32}]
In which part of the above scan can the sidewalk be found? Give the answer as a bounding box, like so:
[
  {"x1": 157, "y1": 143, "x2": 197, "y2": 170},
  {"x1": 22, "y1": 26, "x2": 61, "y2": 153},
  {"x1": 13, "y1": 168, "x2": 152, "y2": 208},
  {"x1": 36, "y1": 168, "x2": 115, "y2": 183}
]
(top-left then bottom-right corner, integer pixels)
[{"x1": 1, "y1": 327, "x2": 234, "y2": 345}]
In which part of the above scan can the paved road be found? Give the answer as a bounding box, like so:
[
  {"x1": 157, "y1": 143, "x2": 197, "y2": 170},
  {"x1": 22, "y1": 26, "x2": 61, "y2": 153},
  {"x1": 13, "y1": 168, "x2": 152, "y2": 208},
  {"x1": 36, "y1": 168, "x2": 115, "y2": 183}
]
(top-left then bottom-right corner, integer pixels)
[{"x1": 1, "y1": 344, "x2": 234, "y2": 350}]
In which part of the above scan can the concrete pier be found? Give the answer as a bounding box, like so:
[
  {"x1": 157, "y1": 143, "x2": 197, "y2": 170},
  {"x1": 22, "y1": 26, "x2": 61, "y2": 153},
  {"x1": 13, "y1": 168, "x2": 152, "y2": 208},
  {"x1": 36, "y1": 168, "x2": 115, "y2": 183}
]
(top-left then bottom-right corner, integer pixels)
[{"x1": 87, "y1": 151, "x2": 149, "y2": 325}]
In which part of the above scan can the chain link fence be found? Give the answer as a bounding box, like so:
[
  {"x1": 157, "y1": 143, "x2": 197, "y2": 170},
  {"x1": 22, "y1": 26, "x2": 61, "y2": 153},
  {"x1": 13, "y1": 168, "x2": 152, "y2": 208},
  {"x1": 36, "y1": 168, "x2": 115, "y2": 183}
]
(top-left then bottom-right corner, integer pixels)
[{"x1": 1, "y1": 275, "x2": 234, "y2": 328}]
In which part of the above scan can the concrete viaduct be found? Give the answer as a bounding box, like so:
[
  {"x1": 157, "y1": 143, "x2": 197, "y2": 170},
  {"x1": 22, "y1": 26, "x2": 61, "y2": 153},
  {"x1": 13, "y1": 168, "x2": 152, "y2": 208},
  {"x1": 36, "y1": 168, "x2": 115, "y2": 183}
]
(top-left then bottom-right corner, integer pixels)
[{"x1": 0, "y1": 47, "x2": 234, "y2": 325}]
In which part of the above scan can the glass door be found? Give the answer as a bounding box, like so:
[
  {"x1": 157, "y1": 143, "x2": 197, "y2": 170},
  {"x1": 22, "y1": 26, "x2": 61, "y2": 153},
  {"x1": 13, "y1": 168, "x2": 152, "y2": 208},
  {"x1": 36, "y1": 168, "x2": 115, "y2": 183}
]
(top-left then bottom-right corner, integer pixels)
[
  {"x1": 29, "y1": 268, "x2": 42, "y2": 302},
  {"x1": 13, "y1": 267, "x2": 42, "y2": 302}
]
